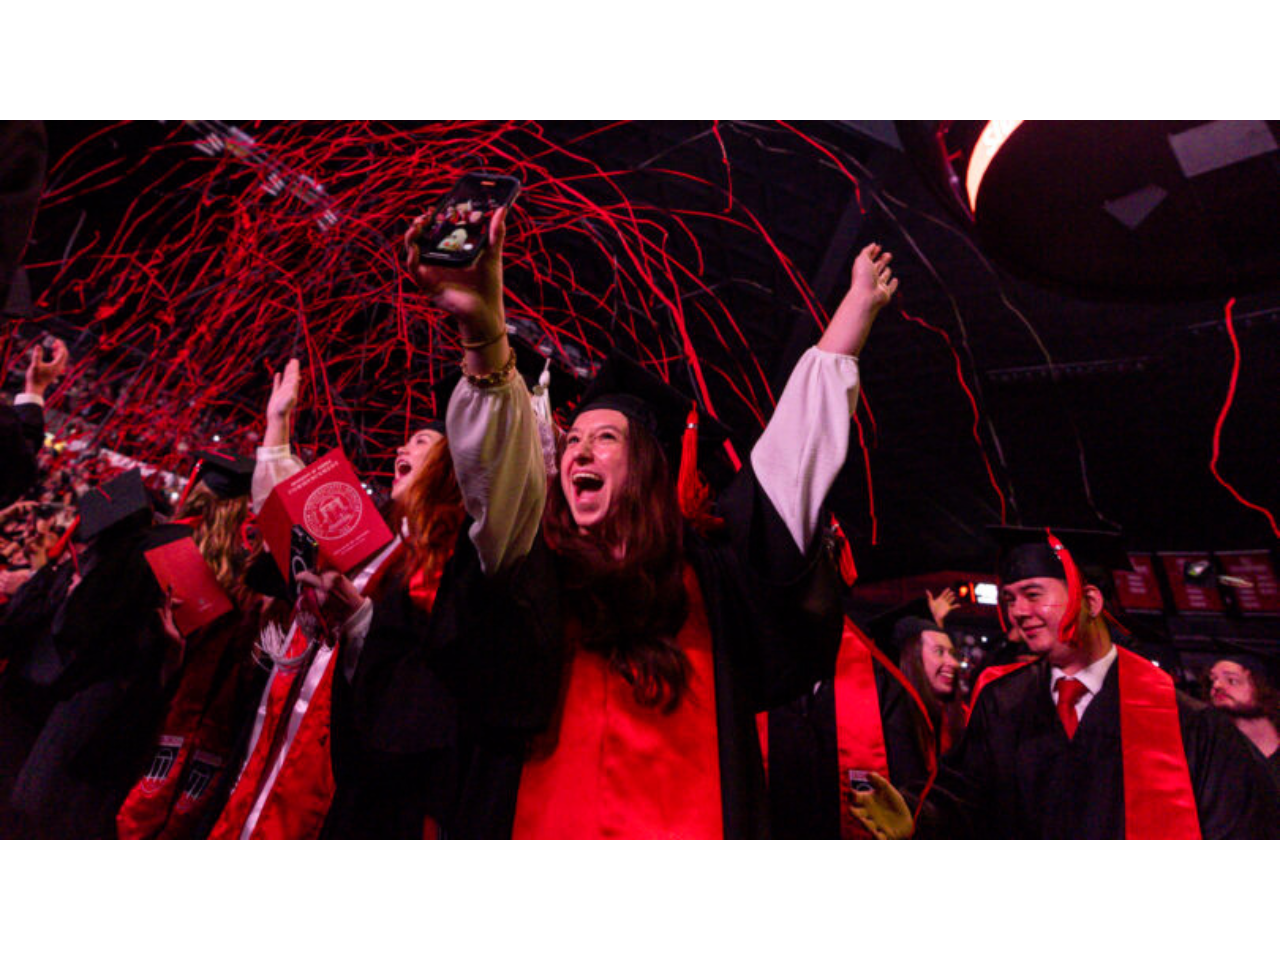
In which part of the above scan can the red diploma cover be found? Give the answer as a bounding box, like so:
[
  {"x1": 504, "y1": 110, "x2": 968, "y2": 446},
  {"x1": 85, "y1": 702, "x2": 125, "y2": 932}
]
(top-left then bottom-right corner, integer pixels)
[
  {"x1": 259, "y1": 449, "x2": 393, "y2": 579},
  {"x1": 144, "y1": 537, "x2": 234, "y2": 636}
]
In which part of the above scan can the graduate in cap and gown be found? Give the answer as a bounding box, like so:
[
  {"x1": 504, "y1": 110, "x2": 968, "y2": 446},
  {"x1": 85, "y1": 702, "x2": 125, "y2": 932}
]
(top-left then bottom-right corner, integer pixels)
[
  {"x1": 2, "y1": 470, "x2": 190, "y2": 837},
  {"x1": 1205, "y1": 644, "x2": 1280, "y2": 798},
  {"x1": 853, "y1": 527, "x2": 1280, "y2": 839},
  {"x1": 761, "y1": 592, "x2": 937, "y2": 840},
  {"x1": 407, "y1": 204, "x2": 899, "y2": 838},
  {"x1": 319, "y1": 345, "x2": 567, "y2": 839},
  {"x1": 210, "y1": 357, "x2": 476, "y2": 839},
  {"x1": 115, "y1": 450, "x2": 270, "y2": 839}
]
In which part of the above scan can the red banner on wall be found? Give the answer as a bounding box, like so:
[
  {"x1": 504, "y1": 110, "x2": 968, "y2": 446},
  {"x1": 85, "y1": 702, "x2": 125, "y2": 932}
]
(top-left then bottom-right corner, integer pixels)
[
  {"x1": 1114, "y1": 553, "x2": 1165, "y2": 613},
  {"x1": 1217, "y1": 551, "x2": 1280, "y2": 614}
]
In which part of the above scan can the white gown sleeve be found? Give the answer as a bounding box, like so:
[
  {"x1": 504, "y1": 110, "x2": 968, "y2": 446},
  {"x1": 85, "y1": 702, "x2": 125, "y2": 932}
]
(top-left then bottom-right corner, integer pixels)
[
  {"x1": 749, "y1": 346, "x2": 861, "y2": 554},
  {"x1": 251, "y1": 443, "x2": 306, "y2": 514},
  {"x1": 446, "y1": 373, "x2": 548, "y2": 575}
]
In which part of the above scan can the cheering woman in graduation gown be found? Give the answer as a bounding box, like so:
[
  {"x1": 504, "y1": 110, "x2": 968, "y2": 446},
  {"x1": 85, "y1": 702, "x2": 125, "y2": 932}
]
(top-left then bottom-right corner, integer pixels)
[
  {"x1": 209, "y1": 361, "x2": 465, "y2": 839},
  {"x1": 408, "y1": 207, "x2": 899, "y2": 838}
]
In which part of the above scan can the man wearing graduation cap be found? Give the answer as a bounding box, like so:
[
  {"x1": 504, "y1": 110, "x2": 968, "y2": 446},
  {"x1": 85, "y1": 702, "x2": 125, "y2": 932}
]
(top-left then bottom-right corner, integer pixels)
[
  {"x1": 407, "y1": 205, "x2": 899, "y2": 837},
  {"x1": 853, "y1": 526, "x2": 1280, "y2": 839},
  {"x1": 1207, "y1": 647, "x2": 1280, "y2": 794}
]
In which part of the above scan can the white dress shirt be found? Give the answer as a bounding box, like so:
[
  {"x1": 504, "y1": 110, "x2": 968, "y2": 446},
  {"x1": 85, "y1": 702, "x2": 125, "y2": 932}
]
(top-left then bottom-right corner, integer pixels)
[{"x1": 1049, "y1": 644, "x2": 1118, "y2": 724}]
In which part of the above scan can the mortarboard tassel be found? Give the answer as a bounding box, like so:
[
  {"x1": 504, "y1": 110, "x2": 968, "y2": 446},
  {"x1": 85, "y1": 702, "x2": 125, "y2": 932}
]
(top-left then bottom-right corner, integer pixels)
[
  {"x1": 1047, "y1": 528, "x2": 1084, "y2": 647},
  {"x1": 677, "y1": 405, "x2": 724, "y2": 535},
  {"x1": 175, "y1": 459, "x2": 205, "y2": 513},
  {"x1": 830, "y1": 515, "x2": 858, "y2": 587}
]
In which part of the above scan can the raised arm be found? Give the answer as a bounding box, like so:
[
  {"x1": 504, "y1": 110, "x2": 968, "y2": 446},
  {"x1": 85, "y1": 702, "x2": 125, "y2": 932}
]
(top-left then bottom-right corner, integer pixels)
[
  {"x1": 251, "y1": 357, "x2": 305, "y2": 513},
  {"x1": 405, "y1": 207, "x2": 545, "y2": 575},
  {"x1": 21, "y1": 337, "x2": 69, "y2": 406},
  {"x1": 750, "y1": 243, "x2": 898, "y2": 553}
]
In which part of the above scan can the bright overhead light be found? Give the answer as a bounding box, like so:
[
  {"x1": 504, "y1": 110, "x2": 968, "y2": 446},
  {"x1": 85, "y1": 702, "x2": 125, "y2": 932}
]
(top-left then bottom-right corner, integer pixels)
[{"x1": 974, "y1": 582, "x2": 999, "y2": 606}]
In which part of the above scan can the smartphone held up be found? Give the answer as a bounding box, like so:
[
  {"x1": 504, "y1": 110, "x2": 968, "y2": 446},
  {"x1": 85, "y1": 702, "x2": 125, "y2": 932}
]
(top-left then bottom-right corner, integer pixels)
[{"x1": 414, "y1": 172, "x2": 521, "y2": 267}]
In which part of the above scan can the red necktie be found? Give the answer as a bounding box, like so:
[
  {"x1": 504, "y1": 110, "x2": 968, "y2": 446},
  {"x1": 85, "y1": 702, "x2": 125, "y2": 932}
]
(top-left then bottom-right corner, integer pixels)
[{"x1": 1055, "y1": 677, "x2": 1088, "y2": 739}]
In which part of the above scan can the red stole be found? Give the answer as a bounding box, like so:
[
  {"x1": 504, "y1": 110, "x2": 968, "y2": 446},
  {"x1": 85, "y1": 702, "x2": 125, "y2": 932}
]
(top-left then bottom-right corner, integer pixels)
[
  {"x1": 966, "y1": 650, "x2": 1202, "y2": 839},
  {"x1": 512, "y1": 565, "x2": 723, "y2": 839},
  {"x1": 117, "y1": 618, "x2": 249, "y2": 839},
  {"x1": 832, "y1": 623, "x2": 888, "y2": 839},
  {"x1": 1114, "y1": 647, "x2": 1201, "y2": 839},
  {"x1": 757, "y1": 619, "x2": 937, "y2": 839}
]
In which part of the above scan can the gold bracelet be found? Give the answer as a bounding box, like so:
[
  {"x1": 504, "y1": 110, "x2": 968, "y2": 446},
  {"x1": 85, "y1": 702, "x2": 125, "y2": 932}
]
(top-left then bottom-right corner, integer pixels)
[
  {"x1": 461, "y1": 347, "x2": 517, "y2": 389},
  {"x1": 461, "y1": 327, "x2": 508, "y2": 351}
]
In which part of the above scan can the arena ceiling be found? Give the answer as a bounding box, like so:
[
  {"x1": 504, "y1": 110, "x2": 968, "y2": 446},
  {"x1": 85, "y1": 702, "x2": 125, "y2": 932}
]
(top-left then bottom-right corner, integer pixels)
[{"x1": 11, "y1": 120, "x2": 1279, "y2": 580}]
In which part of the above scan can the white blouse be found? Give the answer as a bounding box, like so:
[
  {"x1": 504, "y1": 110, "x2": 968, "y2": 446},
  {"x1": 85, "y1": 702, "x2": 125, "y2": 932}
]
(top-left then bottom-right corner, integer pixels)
[{"x1": 446, "y1": 345, "x2": 862, "y2": 574}]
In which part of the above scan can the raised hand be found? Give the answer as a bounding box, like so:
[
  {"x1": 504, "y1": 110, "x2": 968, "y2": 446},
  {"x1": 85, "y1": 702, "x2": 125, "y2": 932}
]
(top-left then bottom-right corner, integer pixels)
[
  {"x1": 264, "y1": 357, "x2": 300, "y2": 448},
  {"x1": 819, "y1": 243, "x2": 900, "y2": 357},
  {"x1": 25, "y1": 338, "x2": 69, "y2": 398},
  {"x1": 850, "y1": 242, "x2": 899, "y2": 314},
  {"x1": 405, "y1": 207, "x2": 509, "y2": 375},
  {"x1": 848, "y1": 771, "x2": 914, "y2": 839},
  {"x1": 927, "y1": 587, "x2": 960, "y2": 626}
]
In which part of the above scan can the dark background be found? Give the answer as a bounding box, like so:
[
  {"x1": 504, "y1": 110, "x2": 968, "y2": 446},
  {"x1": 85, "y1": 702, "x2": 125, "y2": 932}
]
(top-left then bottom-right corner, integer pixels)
[{"x1": 13, "y1": 121, "x2": 1280, "y2": 591}]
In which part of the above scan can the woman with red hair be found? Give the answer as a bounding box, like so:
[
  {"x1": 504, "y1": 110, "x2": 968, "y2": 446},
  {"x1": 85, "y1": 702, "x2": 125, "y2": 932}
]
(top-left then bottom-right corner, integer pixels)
[{"x1": 209, "y1": 360, "x2": 467, "y2": 839}]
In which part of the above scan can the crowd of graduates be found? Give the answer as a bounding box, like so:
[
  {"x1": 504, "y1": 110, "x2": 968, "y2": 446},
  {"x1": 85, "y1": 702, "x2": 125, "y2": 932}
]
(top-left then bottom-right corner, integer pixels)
[{"x1": 2, "y1": 202, "x2": 1279, "y2": 840}]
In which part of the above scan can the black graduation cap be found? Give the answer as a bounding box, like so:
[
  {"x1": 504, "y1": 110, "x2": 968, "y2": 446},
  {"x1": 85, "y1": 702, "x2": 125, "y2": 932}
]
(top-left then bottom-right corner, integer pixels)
[
  {"x1": 190, "y1": 449, "x2": 255, "y2": 500},
  {"x1": 74, "y1": 468, "x2": 154, "y2": 542},
  {"x1": 989, "y1": 525, "x2": 1132, "y2": 586},
  {"x1": 860, "y1": 596, "x2": 948, "y2": 666},
  {"x1": 573, "y1": 350, "x2": 732, "y2": 486}
]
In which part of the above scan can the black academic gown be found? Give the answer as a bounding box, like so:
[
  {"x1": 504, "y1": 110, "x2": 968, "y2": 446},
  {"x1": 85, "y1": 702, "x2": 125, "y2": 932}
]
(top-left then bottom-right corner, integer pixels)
[
  {"x1": 4, "y1": 526, "x2": 180, "y2": 838},
  {"x1": 0, "y1": 558, "x2": 75, "y2": 837},
  {"x1": 767, "y1": 662, "x2": 931, "y2": 839},
  {"x1": 419, "y1": 463, "x2": 843, "y2": 839},
  {"x1": 0, "y1": 400, "x2": 43, "y2": 509},
  {"x1": 924, "y1": 657, "x2": 1280, "y2": 839},
  {"x1": 1245, "y1": 740, "x2": 1280, "y2": 800},
  {"x1": 322, "y1": 578, "x2": 461, "y2": 839}
]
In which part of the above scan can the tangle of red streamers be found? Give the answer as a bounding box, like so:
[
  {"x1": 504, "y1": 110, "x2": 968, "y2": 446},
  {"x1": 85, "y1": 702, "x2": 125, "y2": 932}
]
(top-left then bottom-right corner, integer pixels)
[
  {"x1": 898, "y1": 304, "x2": 1008, "y2": 523},
  {"x1": 9, "y1": 122, "x2": 849, "y2": 495},
  {"x1": 1209, "y1": 298, "x2": 1280, "y2": 538}
]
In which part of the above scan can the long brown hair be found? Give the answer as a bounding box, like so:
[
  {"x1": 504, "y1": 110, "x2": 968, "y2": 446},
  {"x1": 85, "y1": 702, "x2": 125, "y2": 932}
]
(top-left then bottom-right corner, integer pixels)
[
  {"x1": 387, "y1": 435, "x2": 466, "y2": 592},
  {"x1": 176, "y1": 484, "x2": 256, "y2": 612},
  {"x1": 543, "y1": 418, "x2": 690, "y2": 712},
  {"x1": 898, "y1": 631, "x2": 967, "y2": 758}
]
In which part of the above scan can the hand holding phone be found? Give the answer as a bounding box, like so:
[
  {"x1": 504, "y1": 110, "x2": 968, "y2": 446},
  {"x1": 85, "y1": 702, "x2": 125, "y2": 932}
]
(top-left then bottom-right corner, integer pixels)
[
  {"x1": 405, "y1": 176, "x2": 517, "y2": 353},
  {"x1": 847, "y1": 769, "x2": 875, "y2": 793},
  {"x1": 411, "y1": 172, "x2": 521, "y2": 268}
]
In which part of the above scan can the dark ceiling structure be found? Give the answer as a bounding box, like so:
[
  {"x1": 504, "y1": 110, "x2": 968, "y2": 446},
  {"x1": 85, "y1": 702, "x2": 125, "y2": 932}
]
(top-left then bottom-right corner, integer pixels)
[{"x1": 14, "y1": 120, "x2": 1280, "y2": 584}]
